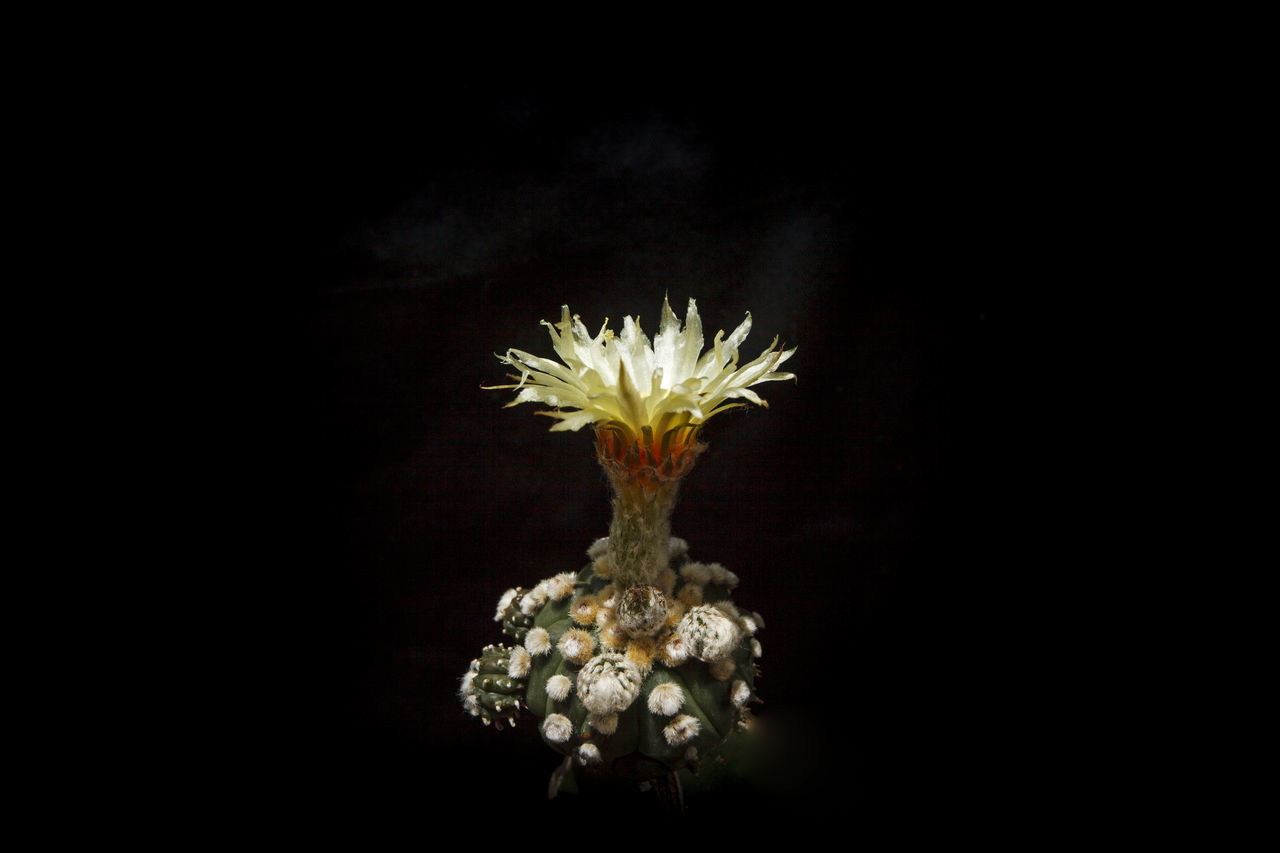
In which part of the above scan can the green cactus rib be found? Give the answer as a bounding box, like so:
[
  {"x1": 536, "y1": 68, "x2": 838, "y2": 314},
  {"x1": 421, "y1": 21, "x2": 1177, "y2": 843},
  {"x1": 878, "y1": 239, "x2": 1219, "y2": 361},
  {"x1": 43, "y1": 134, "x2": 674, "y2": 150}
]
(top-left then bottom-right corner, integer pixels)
[
  {"x1": 500, "y1": 591, "x2": 536, "y2": 642},
  {"x1": 470, "y1": 644, "x2": 528, "y2": 726}
]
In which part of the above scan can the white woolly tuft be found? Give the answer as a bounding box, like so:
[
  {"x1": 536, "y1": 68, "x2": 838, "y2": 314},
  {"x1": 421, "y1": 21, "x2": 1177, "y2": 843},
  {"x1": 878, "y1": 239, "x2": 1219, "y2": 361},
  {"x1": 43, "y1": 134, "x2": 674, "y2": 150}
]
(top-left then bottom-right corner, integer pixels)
[
  {"x1": 495, "y1": 588, "x2": 517, "y2": 621},
  {"x1": 589, "y1": 713, "x2": 618, "y2": 735},
  {"x1": 710, "y1": 657, "x2": 736, "y2": 681},
  {"x1": 647, "y1": 682, "x2": 685, "y2": 716},
  {"x1": 588, "y1": 537, "x2": 610, "y2": 559},
  {"x1": 751, "y1": 639, "x2": 763, "y2": 658},
  {"x1": 706, "y1": 563, "x2": 727, "y2": 584},
  {"x1": 459, "y1": 670, "x2": 476, "y2": 696},
  {"x1": 668, "y1": 537, "x2": 689, "y2": 559},
  {"x1": 740, "y1": 615, "x2": 758, "y2": 635},
  {"x1": 543, "y1": 713, "x2": 572, "y2": 743},
  {"x1": 558, "y1": 629, "x2": 595, "y2": 664},
  {"x1": 751, "y1": 611, "x2": 766, "y2": 629},
  {"x1": 680, "y1": 562, "x2": 712, "y2": 585},
  {"x1": 722, "y1": 569, "x2": 739, "y2": 589},
  {"x1": 731, "y1": 680, "x2": 751, "y2": 708},
  {"x1": 662, "y1": 634, "x2": 689, "y2": 665},
  {"x1": 577, "y1": 743, "x2": 602, "y2": 765},
  {"x1": 546, "y1": 674, "x2": 572, "y2": 702},
  {"x1": 462, "y1": 694, "x2": 479, "y2": 716},
  {"x1": 520, "y1": 587, "x2": 549, "y2": 615},
  {"x1": 547, "y1": 572, "x2": 577, "y2": 601},
  {"x1": 663, "y1": 714, "x2": 700, "y2": 746},
  {"x1": 507, "y1": 646, "x2": 532, "y2": 678},
  {"x1": 593, "y1": 556, "x2": 614, "y2": 578},
  {"x1": 525, "y1": 627, "x2": 552, "y2": 656}
]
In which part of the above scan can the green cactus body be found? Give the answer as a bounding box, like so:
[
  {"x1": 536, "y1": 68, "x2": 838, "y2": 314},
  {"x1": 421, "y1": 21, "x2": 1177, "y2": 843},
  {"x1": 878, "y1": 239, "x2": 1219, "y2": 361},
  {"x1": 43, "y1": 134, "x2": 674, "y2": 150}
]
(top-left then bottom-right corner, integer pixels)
[{"x1": 517, "y1": 554, "x2": 759, "y2": 781}]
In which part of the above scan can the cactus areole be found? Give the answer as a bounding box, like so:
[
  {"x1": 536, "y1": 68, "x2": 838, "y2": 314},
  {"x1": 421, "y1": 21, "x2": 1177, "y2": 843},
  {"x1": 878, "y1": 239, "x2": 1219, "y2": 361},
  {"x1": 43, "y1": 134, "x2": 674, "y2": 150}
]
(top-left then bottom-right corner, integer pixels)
[{"x1": 461, "y1": 296, "x2": 793, "y2": 793}]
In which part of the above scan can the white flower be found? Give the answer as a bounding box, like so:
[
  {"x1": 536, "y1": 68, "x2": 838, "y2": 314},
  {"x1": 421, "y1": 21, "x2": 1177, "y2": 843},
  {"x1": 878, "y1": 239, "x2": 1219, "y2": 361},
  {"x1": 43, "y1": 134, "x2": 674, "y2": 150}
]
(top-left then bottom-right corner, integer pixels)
[{"x1": 486, "y1": 296, "x2": 795, "y2": 439}]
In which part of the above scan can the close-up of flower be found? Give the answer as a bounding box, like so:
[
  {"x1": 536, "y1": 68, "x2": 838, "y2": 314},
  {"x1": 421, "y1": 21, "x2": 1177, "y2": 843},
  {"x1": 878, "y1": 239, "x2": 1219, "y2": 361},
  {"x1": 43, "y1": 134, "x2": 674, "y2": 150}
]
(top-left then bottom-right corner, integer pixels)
[{"x1": 485, "y1": 296, "x2": 796, "y2": 473}]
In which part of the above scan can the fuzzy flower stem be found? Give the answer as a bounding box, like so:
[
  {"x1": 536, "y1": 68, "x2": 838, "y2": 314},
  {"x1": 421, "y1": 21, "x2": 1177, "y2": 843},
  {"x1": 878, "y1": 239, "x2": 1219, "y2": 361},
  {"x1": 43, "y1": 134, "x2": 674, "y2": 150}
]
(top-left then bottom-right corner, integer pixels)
[{"x1": 596, "y1": 424, "x2": 703, "y2": 590}]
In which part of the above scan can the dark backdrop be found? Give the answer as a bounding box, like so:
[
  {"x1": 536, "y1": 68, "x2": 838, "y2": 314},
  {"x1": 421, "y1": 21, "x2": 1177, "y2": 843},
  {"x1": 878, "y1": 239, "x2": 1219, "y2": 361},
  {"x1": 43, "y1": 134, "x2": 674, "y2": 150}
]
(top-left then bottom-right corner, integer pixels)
[{"x1": 264, "y1": 88, "x2": 1001, "y2": 826}]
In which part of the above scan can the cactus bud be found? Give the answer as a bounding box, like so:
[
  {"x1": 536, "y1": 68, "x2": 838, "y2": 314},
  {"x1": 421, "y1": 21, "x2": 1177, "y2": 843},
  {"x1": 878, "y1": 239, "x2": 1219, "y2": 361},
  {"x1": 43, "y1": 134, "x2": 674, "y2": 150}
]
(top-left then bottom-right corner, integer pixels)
[
  {"x1": 617, "y1": 585, "x2": 669, "y2": 638},
  {"x1": 677, "y1": 604, "x2": 742, "y2": 662}
]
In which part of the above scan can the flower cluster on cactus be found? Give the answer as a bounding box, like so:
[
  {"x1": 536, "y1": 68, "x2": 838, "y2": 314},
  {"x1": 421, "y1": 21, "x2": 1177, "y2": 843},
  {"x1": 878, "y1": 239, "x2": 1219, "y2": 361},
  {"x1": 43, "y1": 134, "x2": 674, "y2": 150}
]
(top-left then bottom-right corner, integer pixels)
[{"x1": 460, "y1": 296, "x2": 794, "y2": 796}]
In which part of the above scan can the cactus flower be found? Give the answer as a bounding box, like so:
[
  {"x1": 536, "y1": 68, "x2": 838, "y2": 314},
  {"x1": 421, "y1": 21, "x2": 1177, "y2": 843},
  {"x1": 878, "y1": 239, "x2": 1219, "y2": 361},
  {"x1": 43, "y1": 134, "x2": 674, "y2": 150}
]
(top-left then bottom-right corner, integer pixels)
[{"x1": 485, "y1": 295, "x2": 795, "y2": 466}]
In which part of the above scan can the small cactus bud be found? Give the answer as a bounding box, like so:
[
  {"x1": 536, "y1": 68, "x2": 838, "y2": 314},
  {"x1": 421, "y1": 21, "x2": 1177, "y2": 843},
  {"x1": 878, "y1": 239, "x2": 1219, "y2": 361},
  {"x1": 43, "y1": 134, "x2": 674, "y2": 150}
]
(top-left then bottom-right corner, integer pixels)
[
  {"x1": 617, "y1": 585, "x2": 669, "y2": 638},
  {"x1": 577, "y1": 653, "x2": 643, "y2": 715},
  {"x1": 677, "y1": 604, "x2": 742, "y2": 662}
]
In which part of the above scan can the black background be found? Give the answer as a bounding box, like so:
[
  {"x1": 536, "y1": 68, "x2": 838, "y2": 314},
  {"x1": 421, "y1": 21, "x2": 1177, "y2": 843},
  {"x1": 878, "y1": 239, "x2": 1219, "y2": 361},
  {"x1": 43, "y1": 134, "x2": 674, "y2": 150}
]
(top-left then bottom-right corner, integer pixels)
[{"x1": 262, "y1": 86, "x2": 1004, "y2": 826}]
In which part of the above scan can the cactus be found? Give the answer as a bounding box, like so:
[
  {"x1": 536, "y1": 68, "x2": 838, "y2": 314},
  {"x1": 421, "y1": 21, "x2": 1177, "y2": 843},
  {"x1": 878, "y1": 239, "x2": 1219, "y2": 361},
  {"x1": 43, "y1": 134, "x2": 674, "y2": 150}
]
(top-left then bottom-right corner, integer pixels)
[
  {"x1": 460, "y1": 296, "x2": 792, "y2": 804},
  {"x1": 461, "y1": 539, "x2": 763, "y2": 781},
  {"x1": 460, "y1": 642, "x2": 531, "y2": 729}
]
